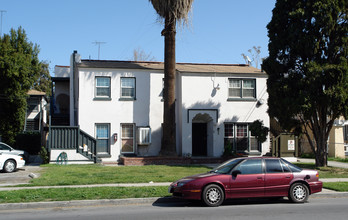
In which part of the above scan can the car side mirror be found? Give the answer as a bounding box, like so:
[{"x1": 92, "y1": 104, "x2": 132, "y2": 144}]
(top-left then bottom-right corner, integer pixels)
[{"x1": 232, "y1": 170, "x2": 241, "y2": 177}]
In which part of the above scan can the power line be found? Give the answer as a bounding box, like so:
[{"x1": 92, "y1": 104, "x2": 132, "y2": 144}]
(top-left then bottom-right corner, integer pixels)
[{"x1": 92, "y1": 41, "x2": 106, "y2": 60}]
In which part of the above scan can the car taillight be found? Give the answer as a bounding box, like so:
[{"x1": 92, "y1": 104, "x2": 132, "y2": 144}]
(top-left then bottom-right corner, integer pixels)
[{"x1": 316, "y1": 172, "x2": 319, "y2": 178}]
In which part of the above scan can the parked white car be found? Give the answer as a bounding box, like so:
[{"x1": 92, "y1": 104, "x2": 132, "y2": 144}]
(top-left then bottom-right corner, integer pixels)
[
  {"x1": 0, "y1": 142, "x2": 28, "y2": 160},
  {"x1": 0, "y1": 153, "x2": 25, "y2": 173}
]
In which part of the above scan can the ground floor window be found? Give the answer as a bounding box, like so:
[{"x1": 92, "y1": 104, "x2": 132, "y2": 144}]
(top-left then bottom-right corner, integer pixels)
[
  {"x1": 224, "y1": 123, "x2": 260, "y2": 154},
  {"x1": 96, "y1": 124, "x2": 110, "y2": 154},
  {"x1": 121, "y1": 124, "x2": 135, "y2": 153}
]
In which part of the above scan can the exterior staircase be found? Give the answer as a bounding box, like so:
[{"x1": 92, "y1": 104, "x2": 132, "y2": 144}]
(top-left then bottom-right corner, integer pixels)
[{"x1": 48, "y1": 126, "x2": 101, "y2": 163}]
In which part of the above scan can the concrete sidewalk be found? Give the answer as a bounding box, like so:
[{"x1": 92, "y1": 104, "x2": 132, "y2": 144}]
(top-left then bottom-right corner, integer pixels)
[{"x1": 297, "y1": 158, "x2": 348, "y2": 169}]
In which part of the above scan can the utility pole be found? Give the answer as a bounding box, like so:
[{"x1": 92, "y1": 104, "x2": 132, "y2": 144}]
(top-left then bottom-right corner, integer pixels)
[
  {"x1": 0, "y1": 10, "x2": 6, "y2": 37},
  {"x1": 92, "y1": 41, "x2": 106, "y2": 60}
]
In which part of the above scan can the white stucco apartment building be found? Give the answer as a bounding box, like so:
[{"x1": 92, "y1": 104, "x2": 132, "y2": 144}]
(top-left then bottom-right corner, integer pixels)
[{"x1": 50, "y1": 51, "x2": 270, "y2": 163}]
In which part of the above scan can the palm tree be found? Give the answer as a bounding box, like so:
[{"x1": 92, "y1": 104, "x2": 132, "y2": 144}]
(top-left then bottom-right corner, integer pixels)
[{"x1": 149, "y1": 0, "x2": 194, "y2": 156}]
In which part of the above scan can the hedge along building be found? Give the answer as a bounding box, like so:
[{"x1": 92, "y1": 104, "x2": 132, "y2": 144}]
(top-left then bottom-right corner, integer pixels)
[{"x1": 49, "y1": 51, "x2": 270, "y2": 164}]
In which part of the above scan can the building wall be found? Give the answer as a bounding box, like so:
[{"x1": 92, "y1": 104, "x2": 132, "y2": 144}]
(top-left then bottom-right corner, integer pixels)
[
  {"x1": 52, "y1": 58, "x2": 272, "y2": 163},
  {"x1": 179, "y1": 73, "x2": 270, "y2": 157},
  {"x1": 300, "y1": 119, "x2": 347, "y2": 158},
  {"x1": 77, "y1": 68, "x2": 164, "y2": 162},
  {"x1": 328, "y1": 125, "x2": 345, "y2": 158}
]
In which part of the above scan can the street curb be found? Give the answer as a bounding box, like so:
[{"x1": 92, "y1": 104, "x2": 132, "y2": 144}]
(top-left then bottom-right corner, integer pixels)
[
  {"x1": 1, "y1": 193, "x2": 348, "y2": 211},
  {"x1": 311, "y1": 192, "x2": 348, "y2": 199},
  {"x1": 0, "y1": 197, "x2": 169, "y2": 211}
]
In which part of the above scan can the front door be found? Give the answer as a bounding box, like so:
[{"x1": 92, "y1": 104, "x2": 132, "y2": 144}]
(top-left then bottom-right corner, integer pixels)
[{"x1": 192, "y1": 123, "x2": 207, "y2": 156}]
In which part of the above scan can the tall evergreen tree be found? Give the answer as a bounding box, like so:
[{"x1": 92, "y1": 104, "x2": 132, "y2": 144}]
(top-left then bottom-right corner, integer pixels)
[
  {"x1": 0, "y1": 27, "x2": 44, "y2": 144},
  {"x1": 33, "y1": 61, "x2": 51, "y2": 97},
  {"x1": 149, "y1": 0, "x2": 194, "y2": 156},
  {"x1": 263, "y1": 0, "x2": 348, "y2": 167}
]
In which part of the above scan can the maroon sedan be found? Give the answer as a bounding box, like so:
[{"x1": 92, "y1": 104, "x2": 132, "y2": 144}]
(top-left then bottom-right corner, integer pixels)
[{"x1": 168, "y1": 157, "x2": 322, "y2": 207}]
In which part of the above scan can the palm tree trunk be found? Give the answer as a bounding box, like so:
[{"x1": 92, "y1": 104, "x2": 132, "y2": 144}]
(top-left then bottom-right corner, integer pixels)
[{"x1": 160, "y1": 15, "x2": 177, "y2": 156}]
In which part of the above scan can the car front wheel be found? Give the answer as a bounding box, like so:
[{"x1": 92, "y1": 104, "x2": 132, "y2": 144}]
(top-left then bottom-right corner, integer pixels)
[
  {"x1": 202, "y1": 184, "x2": 224, "y2": 207},
  {"x1": 4, "y1": 160, "x2": 16, "y2": 173},
  {"x1": 289, "y1": 183, "x2": 309, "y2": 203}
]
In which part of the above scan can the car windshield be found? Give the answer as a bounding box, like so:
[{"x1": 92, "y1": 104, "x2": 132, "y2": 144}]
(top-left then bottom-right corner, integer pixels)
[
  {"x1": 0, "y1": 143, "x2": 11, "y2": 151},
  {"x1": 281, "y1": 158, "x2": 303, "y2": 172},
  {"x1": 210, "y1": 158, "x2": 244, "y2": 174}
]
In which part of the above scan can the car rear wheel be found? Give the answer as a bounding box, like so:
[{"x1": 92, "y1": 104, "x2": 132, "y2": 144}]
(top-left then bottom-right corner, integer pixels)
[
  {"x1": 289, "y1": 183, "x2": 309, "y2": 203},
  {"x1": 202, "y1": 184, "x2": 224, "y2": 207},
  {"x1": 4, "y1": 160, "x2": 16, "y2": 173}
]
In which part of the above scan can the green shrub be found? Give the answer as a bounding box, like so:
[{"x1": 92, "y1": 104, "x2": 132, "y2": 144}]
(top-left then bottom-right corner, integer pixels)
[
  {"x1": 222, "y1": 142, "x2": 234, "y2": 157},
  {"x1": 39, "y1": 146, "x2": 49, "y2": 164}
]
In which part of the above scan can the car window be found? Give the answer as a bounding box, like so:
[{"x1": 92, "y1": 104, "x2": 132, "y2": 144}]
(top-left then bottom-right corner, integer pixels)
[
  {"x1": 265, "y1": 159, "x2": 283, "y2": 173},
  {"x1": 281, "y1": 159, "x2": 302, "y2": 172},
  {"x1": 0, "y1": 144, "x2": 11, "y2": 150},
  {"x1": 211, "y1": 158, "x2": 244, "y2": 174},
  {"x1": 280, "y1": 160, "x2": 291, "y2": 172},
  {"x1": 234, "y1": 159, "x2": 262, "y2": 175}
]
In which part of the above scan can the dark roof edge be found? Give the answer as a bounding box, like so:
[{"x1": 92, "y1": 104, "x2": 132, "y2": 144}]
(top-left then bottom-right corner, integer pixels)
[{"x1": 79, "y1": 59, "x2": 250, "y2": 67}]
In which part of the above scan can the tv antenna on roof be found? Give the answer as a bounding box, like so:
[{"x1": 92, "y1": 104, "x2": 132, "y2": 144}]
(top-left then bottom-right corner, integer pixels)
[
  {"x1": 92, "y1": 41, "x2": 106, "y2": 60},
  {"x1": 0, "y1": 10, "x2": 7, "y2": 37}
]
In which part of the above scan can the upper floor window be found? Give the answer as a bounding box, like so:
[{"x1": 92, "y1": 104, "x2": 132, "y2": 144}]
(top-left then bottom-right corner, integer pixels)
[
  {"x1": 228, "y1": 79, "x2": 256, "y2": 99},
  {"x1": 120, "y1": 77, "x2": 135, "y2": 100},
  {"x1": 95, "y1": 77, "x2": 111, "y2": 99}
]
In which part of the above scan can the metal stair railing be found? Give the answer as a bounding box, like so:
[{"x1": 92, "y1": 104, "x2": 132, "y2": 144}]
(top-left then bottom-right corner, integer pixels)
[{"x1": 48, "y1": 126, "x2": 100, "y2": 163}]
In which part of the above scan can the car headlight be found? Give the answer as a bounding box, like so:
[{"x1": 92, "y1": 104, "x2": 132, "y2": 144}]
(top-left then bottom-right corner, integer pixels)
[{"x1": 177, "y1": 182, "x2": 186, "y2": 187}]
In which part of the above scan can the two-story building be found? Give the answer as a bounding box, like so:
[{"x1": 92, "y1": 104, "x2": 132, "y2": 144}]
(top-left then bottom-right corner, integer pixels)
[{"x1": 49, "y1": 51, "x2": 270, "y2": 164}]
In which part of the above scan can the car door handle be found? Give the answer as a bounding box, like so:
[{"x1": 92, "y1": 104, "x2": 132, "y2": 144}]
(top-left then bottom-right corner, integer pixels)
[
  {"x1": 257, "y1": 177, "x2": 263, "y2": 179},
  {"x1": 285, "y1": 176, "x2": 291, "y2": 179}
]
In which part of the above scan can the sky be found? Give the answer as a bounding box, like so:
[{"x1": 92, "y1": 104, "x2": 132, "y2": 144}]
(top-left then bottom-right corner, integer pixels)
[{"x1": 1, "y1": 0, "x2": 276, "y2": 76}]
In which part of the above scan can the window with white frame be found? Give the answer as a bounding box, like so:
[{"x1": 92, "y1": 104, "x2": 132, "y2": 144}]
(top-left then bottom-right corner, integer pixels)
[
  {"x1": 138, "y1": 127, "x2": 151, "y2": 145},
  {"x1": 96, "y1": 124, "x2": 110, "y2": 154},
  {"x1": 224, "y1": 123, "x2": 260, "y2": 153},
  {"x1": 120, "y1": 77, "x2": 135, "y2": 99},
  {"x1": 95, "y1": 77, "x2": 111, "y2": 98},
  {"x1": 121, "y1": 124, "x2": 135, "y2": 153},
  {"x1": 236, "y1": 124, "x2": 248, "y2": 152},
  {"x1": 228, "y1": 79, "x2": 256, "y2": 99}
]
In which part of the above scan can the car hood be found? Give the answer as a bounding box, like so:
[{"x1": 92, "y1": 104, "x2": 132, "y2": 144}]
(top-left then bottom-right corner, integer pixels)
[
  {"x1": 2, "y1": 149, "x2": 25, "y2": 155},
  {"x1": 176, "y1": 172, "x2": 218, "y2": 183}
]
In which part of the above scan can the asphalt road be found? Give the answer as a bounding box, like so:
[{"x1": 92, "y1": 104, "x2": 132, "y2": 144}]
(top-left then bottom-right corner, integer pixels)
[{"x1": 0, "y1": 197, "x2": 347, "y2": 220}]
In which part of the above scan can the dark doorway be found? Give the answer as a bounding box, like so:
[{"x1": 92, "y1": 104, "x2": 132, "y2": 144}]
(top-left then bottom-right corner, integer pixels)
[{"x1": 192, "y1": 123, "x2": 207, "y2": 156}]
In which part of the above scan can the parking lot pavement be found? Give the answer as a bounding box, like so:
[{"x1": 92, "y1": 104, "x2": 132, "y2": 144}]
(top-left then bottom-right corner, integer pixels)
[{"x1": 0, "y1": 164, "x2": 42, "y2": 186}]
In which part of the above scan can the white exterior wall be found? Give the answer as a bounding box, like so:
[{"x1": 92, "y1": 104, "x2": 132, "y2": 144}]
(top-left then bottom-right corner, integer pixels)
[
  {"x1": 179, "y1": 73, "x2": 269, "y2": 157},
  {"x1": 78, "y1": 68, "x2": 164, "y2": 162},
  {"x1": 50, "y1": 149, "x2": 93, "y2": 164},
  {"x1": 54, "y1": 66, "x2": 70, "y2": 77},
  {"x1": 64, "y1": 61, "x2": 270, "y2": 163}
]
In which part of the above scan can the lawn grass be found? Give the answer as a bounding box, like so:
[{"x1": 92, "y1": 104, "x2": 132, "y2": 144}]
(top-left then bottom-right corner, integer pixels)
[
  {"x1": 323, "y1": 182, "x2": 348, "y2": 192},
  {"x1": 295, "y1": 163, "x2": 348, "y2": 178},
  {"x1": 25, "y1": 164, "x2": 211, "y2": 186},
  {"x1": 0, "y1": 186, "x2": 170, "y2": 204},
  {"x1": 328, "y1": 157, "x2": 348, "y2": 163}
]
